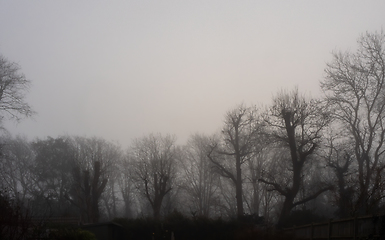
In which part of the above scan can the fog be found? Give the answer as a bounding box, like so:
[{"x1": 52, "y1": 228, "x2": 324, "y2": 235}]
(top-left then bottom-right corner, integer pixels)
[{"x1": 0, "y1": 1, "x2": 384, "y2": 146}]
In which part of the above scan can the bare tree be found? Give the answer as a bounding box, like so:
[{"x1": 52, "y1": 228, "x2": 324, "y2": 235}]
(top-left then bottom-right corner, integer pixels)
[
  {"x1": 66, "y1": 137, "x2": 118, "y2": 223},
  {"x1": 117, "y1": 153, "x2": 135, "y2": 218},
  {"x1": 180, "y1": 133, "x2": 220, "y2": 218},
  {"x1": 131, "y1": 134, "x2": 177, "y2": 219},
  {"x1": 322, "y1": 136, "x2": 355, "y2": 218},
  {"x1": 0, "y1": 54, "x2": 34, "y2": 122},
  {"x1": 243, "y1": 145, "x2": 269, "y2": 217},
  {"x1": 96, "y1": 142, "x2": 122, "y2": 221},
  {"x1": 207, "y1": 104, "x2": 261, "y2": 219},
  {"x1": 216, "y1": 177, "x2": 238, "y2": 218},
  {"x1": 31, "y1": 136, "x2": 75, "y2": 216},
  {"x1": 0, "y1": 135, "x2": 35, "y2": 203},
  {"x1": 68, "y1": 161, "x2": 107, "y2": 223},
  {"x1": 321, "y1": 30, "x2": 385, "y2": 215},
  {"x1": 0, "y1": 54, "x2": 35, "y2": 204},
  {"x1": 259, "y1": 88, "x2": 331, "y2": 228}
]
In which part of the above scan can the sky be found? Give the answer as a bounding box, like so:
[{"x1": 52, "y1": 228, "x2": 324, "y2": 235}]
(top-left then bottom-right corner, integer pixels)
[{"x1": 0, "y1": 1, "x2": 384, "y2": 147}]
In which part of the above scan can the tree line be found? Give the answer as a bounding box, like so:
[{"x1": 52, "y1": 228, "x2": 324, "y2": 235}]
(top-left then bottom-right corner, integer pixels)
[{"x1": 1, "y1": 31, "x2": 385, "y2": 229}]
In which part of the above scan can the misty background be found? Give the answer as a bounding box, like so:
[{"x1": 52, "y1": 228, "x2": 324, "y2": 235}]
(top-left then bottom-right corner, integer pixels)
[{"x1": 1, "y1": 1, "x2": 384, "y2": 146}]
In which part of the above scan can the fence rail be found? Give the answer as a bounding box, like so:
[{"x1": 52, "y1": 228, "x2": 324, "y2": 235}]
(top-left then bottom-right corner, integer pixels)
[{"x1": 284, "y1": 215, "x2": 385, "y2": 239}]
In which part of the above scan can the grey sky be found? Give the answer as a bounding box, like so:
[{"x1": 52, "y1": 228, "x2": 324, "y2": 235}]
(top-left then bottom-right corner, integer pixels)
[{"x1": 0, "y1": 1, "x2": 384, "y2": 147}]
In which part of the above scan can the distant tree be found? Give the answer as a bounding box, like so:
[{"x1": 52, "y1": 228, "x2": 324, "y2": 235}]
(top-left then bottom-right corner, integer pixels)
[
  {"x1": 243, "y1": 143, "x2": 270, "y2": 218},
  {"x1": 0, "y1": 54, "x2": 34, "y2": 122},
  {"x1": 67, "y1": 161, "x2": 107, "y2": 223},
  {"x1": 131, "y1": 134, "x2": 177, "y2": 219},
  {"x1": 322, "y1": 137, "x2": 355, "y2": 218},
  {"x1": 117, "y1": 153, "x2": 135, "y2": 218},
  {"x1": 71, "y1": 137, "x2": 117, "y2": 171},
  {"x1": 31, "y1": 136, "x2": 75, "y2": 216},
  {"x1": 67, "y1": 137, "x2": 117, "y2": 223},
  {"x1": 180, "y1": 134, "x2": 220, "y2": 218},
  {"x1": 207, "y1": 104, "x2": 261, "y2": 219},
  {"x1": 0, "y1": 135, "x2": 34, "y2": 204},
  {"x1": 99, "y1": 143, "x2": 122, "y2": 220},
  {"x1": 321, "y1": 30, "x2": 385, "y2": 215},
  {"x1": 216, "y1": 176, "x2": 238, "y2": 218},
  {"x1": 259, "y1": 89, "x2": 332, "y2": 228}
]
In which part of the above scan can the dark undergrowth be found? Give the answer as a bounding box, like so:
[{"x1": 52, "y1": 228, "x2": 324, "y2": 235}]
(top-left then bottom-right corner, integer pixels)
[{"x1": 113, "y1": 211, "x2": 293, "y2": 240}]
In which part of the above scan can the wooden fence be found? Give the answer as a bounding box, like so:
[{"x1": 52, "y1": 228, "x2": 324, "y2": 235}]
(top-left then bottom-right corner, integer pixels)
[{"x1": 284, "y1": 215, "x2": 385, "y2": 239}]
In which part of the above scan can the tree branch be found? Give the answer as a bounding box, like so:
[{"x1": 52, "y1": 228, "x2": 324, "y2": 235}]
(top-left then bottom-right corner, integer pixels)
[
  {"x1": 293, "y1": 186, "x2": 334, "y2": 207},
  {"x1": 258, "y1": 178, "x2": 287, "y2": 196}
]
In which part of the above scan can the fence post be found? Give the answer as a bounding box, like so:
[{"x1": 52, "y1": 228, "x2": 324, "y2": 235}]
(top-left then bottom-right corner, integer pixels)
[
  {"x1": 292, "y1": 225, "x2": 296, "y2": 239},
  {"x1": 328, "y1": 219, "x2": 332, "y2": 240},
  {"x1": 353, "y1": 216, "x2": 357, "y2": 240},
  {"x1": 311, "y1": 223, "x2": 314, "y2": 240}
]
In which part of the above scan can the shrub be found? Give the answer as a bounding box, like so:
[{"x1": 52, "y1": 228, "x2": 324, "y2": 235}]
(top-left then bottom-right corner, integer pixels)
[{"x1": 49, "y1": 227, "x2": 96, "y2": 240}]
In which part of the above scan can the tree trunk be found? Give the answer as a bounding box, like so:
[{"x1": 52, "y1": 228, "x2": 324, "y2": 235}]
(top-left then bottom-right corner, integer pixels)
[
  {"x1": 153, "y1": 195, "x2": 163, "y2": 220},
  {"x1": 236, "y1": 156, "x2": 244, "y2": 219},
  {"x1": 277, "y1": 195, "x2": 294, "y2": 228},
  {"x1": 252, "y1": 180, "x2": 260, "y2": 215}
]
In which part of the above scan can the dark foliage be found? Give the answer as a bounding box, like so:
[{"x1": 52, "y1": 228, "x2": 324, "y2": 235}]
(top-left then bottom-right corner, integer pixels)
[
  {"x1": 113, "y1": 211, "x2": 292, "y2": 240},
  {"x1": 48, "y1": 226, "x2": 96, "y2": 240},
  {"x1": 0, "y1": 189, "x2": 31, "y2": 240}
]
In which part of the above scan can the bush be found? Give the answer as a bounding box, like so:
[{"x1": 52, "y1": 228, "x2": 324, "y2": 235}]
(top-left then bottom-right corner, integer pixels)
[
  {"x1": 114, "y1": 217, "x2": 159, "y2": 240},
  {"x1": 113, "y1": 214, "x2": 292, "y2": 240},
  {"x1": 49, "y1": 227, "x2": 96, "y2": 240},
  {"x1": 0, "y1": 189, "x2": 31, "y2": 240}
]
